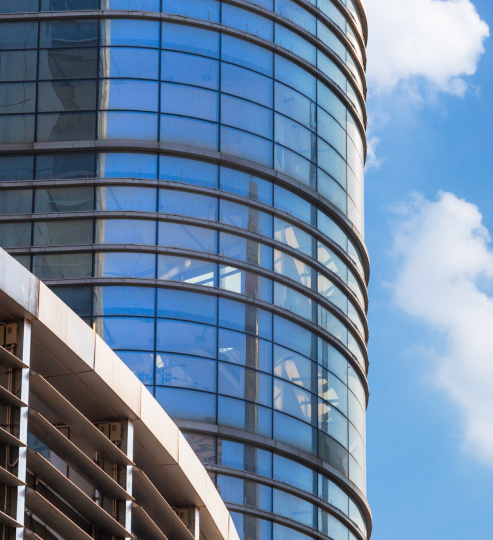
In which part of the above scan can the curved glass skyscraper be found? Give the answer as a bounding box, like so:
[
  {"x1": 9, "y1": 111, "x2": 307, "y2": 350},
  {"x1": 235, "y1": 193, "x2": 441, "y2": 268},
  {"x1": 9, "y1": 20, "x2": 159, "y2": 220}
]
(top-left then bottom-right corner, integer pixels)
[{"x1": 0, "y1": 0, "x2": 370, "y2": 539}]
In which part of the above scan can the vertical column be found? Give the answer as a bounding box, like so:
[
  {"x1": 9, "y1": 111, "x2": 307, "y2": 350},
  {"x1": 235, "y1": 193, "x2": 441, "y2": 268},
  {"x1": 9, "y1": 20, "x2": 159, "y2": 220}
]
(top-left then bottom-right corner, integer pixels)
[
  {"x1": 15, "y1": 319, "x2": 31, "y2": 538},
  {"x1": 120, "y1": 419, "x2": 134, "y2": 534}
]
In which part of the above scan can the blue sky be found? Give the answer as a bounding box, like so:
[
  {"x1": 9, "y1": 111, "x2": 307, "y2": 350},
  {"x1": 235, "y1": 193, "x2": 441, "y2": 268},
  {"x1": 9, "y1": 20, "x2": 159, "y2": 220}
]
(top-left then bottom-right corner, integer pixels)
[{"x1": 364, "y1": 0, "x2": 493, "y2": 538}]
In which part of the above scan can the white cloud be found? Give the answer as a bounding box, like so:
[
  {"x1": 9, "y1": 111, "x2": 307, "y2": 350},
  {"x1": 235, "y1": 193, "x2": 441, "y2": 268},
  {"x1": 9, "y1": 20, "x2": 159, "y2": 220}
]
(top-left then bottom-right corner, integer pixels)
[
  {"x1": 392, "y1": 192, "x2": 493, "y2": 466},
  {"x1": 365, "y1": 0, "x2": 489, "y2": 96},
  {"x1": 365, "y1": 136, "x2": 386, "y2": 171}
]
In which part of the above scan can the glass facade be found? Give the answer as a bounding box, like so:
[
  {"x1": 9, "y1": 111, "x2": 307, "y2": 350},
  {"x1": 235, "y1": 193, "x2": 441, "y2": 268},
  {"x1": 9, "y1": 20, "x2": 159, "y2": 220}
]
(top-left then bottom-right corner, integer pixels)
[{"x1": 0, "y1": 1, "x2": 370, "y2": 539}]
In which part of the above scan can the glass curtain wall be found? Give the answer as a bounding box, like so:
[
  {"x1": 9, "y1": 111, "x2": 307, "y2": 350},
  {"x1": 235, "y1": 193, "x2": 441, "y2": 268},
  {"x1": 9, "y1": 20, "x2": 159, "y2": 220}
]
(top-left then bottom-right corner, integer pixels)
[{"x1": 0, "y1": 1, "x2": 370, "y2": 539}]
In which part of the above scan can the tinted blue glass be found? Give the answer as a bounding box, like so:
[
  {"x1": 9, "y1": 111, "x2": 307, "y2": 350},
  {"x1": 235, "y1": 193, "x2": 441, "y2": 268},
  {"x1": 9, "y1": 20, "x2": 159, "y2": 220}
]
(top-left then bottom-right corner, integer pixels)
[
  {"x1": 275, "y1": 82, "x2": 315, "y2": 130},
  {"x1": 218, "y1": 329, "x2": 272, "y2": 373},
  {"x1": 275, "y1": 114, "x2": 316, "y2": 162},
  {"x1": 221, "y1": 95, "x2": 272, "y2": 139},
  {"x1": 40, "y1": 20, "x2": 98, "y2": 48},
  {"x1": 318, "y1": 107, "x2": 347, "y2": 156},
  {"x1": 273, "y1": 490, "x2": 315, "y2": 528},
  {"x1": 220, "y1": 200, "x2": 273, "y2": 237},
  {"x1": 155, "y1": 353, "x2": 217, "y2": 391},
  {"x1": 157, "y1": 255, "x2": 217, "y2": 287},
  {"x1": 100, "y1": 111, "x2": 158, "y2": 140},
  {"x1": 156, "y1": 288, "x2": 217, "y2": 324},
  {"x1": 219, "y1": 439, "x2": 273, "y2": 476},
  {"x1": 274, "y1": 315, "x2": 315, "y2": 358},
  {"x1": 318, "y1": 138, "x2": 347, "y2": 187},
  {"x1": 97, "y1": 186, "x2": 157, "y2": 211},
  {"x1": 160, "y1": 156, "x2": 218, "y2": 188},
  {"x1": 221, "y1": 127, "x2": 273, "y2": 167},
  {"x1": 222, "y1": 36, "x2": 273, "y2": 76},
  {"x1": 318, "y1": 80, "x2": 346, "y2": 125},
  {"x1": 218, "y1": 396, "x2": 272, "y2": 437},
  {"x1": 220, "y1": 167, "x2": 272, "y2": 205},
  {"x1": 161, "y1": 115, "x2": 218, "y2": 150},
  {"x1": 274, "y1": 185, "x2": 312, "y2": 223},
  {"x1": 274, "y1": 378, "x2": 313, "y2": 422},
  {"x1": 220, "y1": 232, "x2": 273, "y2": 270},
  {"x1": 102, "y1": 19, "x2": 160, "y2": 48},
  {"x1": 98, "y1": 152, "x2": 158, "y2": 179},
  {"x1": 96, "y1": 316, "x2": 155, "y2": 350},
  {"x1": 96, "y1": 219, "x2": 156, "y2": 244},
  {"x1": 162, "y1": 23, "x2": 220, "y2": 58},
  {"x1": 100, "y1": 47, "x2": 159, "y2": 79},
  {"x1": 117, "y1": 351, "x2": 154, "y2": 385},
  {"x1": 161, "y1": 83, "x2": 218, "y2": 122},
  {"x1": 275, "y1": 0, "x2": 316, "y2": 33},
  {"x1": 221, "y1": 4, "x2": 274, "y2": 41},
  {"x1": 159, "y1": 189, "x2": 218, "y2": 219},
  {"x1": 94, "y1": 286, "x2": 155, "y2": 316},
  {"x1": 0, "y1": 222, "x2": 31, "y2": 248},
  {"x1": 219, "y1": 265, "x2": 273, "y2": 302},
  {"x1": 155, "y1": 388, "x2": 216, "y2": 423},
  {"x1": 158, "y1": 222, "x2": 217, "y2": 252},
  {"x1": 221, "y1": 63, "x2": 273, "y2": 108},
  {"x1": 275, "y1": 25, "x2": 316, "y2": 64},
  {"x1": 218, "y1": 363, "x2": 272, "y2": 407},
  {"x1": 274, "y1": 344, "x2": 313, "y2": 391},
  {"x1": 1, "y1": 22, "x2": 37, "y2": 50},
  {"x1": 218, "y1": 298, "x2": 272, "y2": 339},
  {"x1": 275, "y1": 56, "x2": 316, "y2": 100},
  {"x1": 95, "y1": 252, "x2": 156, "y2": 278},
  {"x1": 101, "y1": 79, "x2": 159, "y2": 112},
  {"x1": 273, "y1": 454, "x2": 314, "y2": 492},
  {"x1": 104, "y1": 0, "x2": 160, "y2": 8},
  {"x1": 161, "y1": 51, "x2": 219, "y2": 90},
  {"x1": 0, "y1": 155, "x2": 34, "y2": 181},
  {"x1": 163, "y1": 0, "x2": 220, "y2": 21},
  {"x1": 156, "y1": 319, "x2": 217, "y2": 358},
  {"x1": 273, "y1": 411, "x2": 315, "y2": 453}
]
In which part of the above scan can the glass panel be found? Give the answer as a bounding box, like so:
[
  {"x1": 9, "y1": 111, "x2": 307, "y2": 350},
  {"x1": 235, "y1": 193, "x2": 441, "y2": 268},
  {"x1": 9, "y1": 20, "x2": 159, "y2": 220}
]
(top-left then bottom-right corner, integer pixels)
[
  {"x1": 156, "y1": 289, "x2": 217, "y2": 324},
  {"x1": 155, "y1": 353, "x2": 216, "y2": 391},
  {"x1": 220, "y1": 232, "x2": 272, "y2": 270},
  {"x1": 318, "y1": 401, "x2": 348, "y2": 447},
  {"x1": 156, "y1": 319, "x2": 217, "y2": 358},
  {"x1": 39, "y1": 48, "x2": 97, "y2": 80},
  {"x1": 273, "y1": 490, "x2": 315, "y2": 528},
  {"x1": 38, "y1": 80, "x2": 97, "y2": 112},
  {"x1": 96, "y1": 186, "x2": 156, "y2": 212},
  {"x1": 158, "y1": 222, "x2": 217, "y2": 252},
  {"x1": 158, "y1": 255, "x2": 217, "y2": 287},
  {"x1": 274, "y1": 282, "x2": 313, "y2": 321},
  {"x1": 160, "y1": 156, "x2": 218, "y2": 188},
  {"x1": 155, "y1": 388, "x2": 216, "y2": 423},
  {"x1": 222, "y1": 36, "x2": 273, "y2": 76},
  {"x1": 273, "y1": 411, "x2": 315, "y2": 453},
  {"x1": 100, "y1": 47, "x2": 159, "y2": 79},
  {"x1": 41, "y1": 0, "x2": 99, "y2": 9},
  {"x1": 159, "y1": 189, "x2": 218, "y2": 219},
  {"x1": 218, "y1": 396, "x2": 272, "y2": 437},
  {"x1": 0, "y1": 189, "x2": 32, "y2": 214},
  {"x1": 52, "y1": 286, "x2": 91, "y2": 317},
  {"x1": 95, "y1": 218, "x2": 155, "y2": 245},
  {"x1": 0, "y1": 50, "x2": 37, "y2": 81},
  {"x1": 274, "y1": 218, "x2": 314, "y2": 257},
  {"x1": 100, "y1": 79, "x2": 159, "y2": 112},
  {"x1": 95, "y1": 252, "x2": 155, "y2": 278},
  {"x1": 218, "y1": 328, "x2": 272, "y2": 373},
  {"x1": 161, "y1": 83, "x2": 218, "y2": 121},
  {"x1": 162, "y1": 23, "x2": 220, "y2": 58},
  {"x1": 0, "y1": 114, "x2": 34, "y2": 144},
  {"x1": 219, "y1": 265, "x2": 272, "y2": 302},
  {"x1": 222, "y1": 4, "x2": 273, "y2": 40},
  {"x1": 220, "y1": 200, "x2": 272, "y2": 236},
  {"x1": 0, "y1": 21, "x2": 38, "y2": 50},
  {"x1": 275, "y1": 56, "x2": 316, "y2": 100},
  {"x1": 0, "y1": 0, "x2": 38, "y2": 13},
  {"x1": 220, "y1": 167, "x2": 272, "y2": 205},
  {"x1": 161, "y1": 51, "x2": 219, "y2": 90},
  {"x1": 221, "y1": 95, "x2": 272, "y2": 139},
  {"x1": 0, "y1": 222, "x2": 31, "y2": 248},
  {"x1": 36, "y1": 112, "x2": 96, "y2": 142},
  {"x1": 98, "y1": 152, "x2": 157, "y2": 179},
  {"x1": 274, "y1": 345, "x2": 313, "y2": 392},
  {"x1": 35, "y1": 187, "x2": 94, "y2": 213},
  {"x1": 99, "y1": 111, "x2": 158, "y2": 141},
  {"x1": 36, "y1": 152, "x2": 95, "y2": 179},
  {"x1": 274, "y1": 378, "x2": 312, "y2": 423},
  {"x1": 0, "y1": 155, "x2": 34, "y2": 181},
  {"x1": 221, "y1": 63, "x2": 273, "y2": 108},
  {"x1": 275, "y1": 114, "x2": 315, "y2": 162},
  {"x1": 0, "y1": 83, "x2": 36, "y2": 113},
  {"x1": 217, "y1": 475, "x2": 273, "y2": 512},
  {"x1": 39, "y1": 20, "x2": 98, "y2": 48},
  {"x1": 218, "y1": 298, "x2": 272, "y2": 340},
  {"x1": 273, "y1": 454, "x2": 314, "y2": 493},
  {"x1": 33, "y1": 219, "x2": 93, "y2": 246},
  {"x1": 95, "y1": 316, "x2": 155, "y2": 350},
  {"x1": 275, "y1": 82, "x2": 315, "y2": 130},
  {"x1": 93, "y1": 286, "x2": 155, "y2": 316},
  {"x1": 219, "y1": 439, "x2": 272, "y2": 476},
  {"x1": 221, "y1": 127, "x2": 273, "y2": 167},
  {"x1": 118, "y1": 351, "x2": 154, "y2": 386},
  {"x1": 273, "y1": 315, "x2": 315, "y2": 359},
  {"x1": 103, "y1": 0, "x2": 159, "y2": 8},
  {"x1": 319, "y1": 367, "x2": 348, "y2": 415},
  {"x1": 274, "y1": 249, "x2": 312, "y2": 288},
  {"x1": 162, "y1": 0, "x2": 220, "y2": 22},
  {"x1": 101, "y1": 19, "x2": 160, "y2": 48},
  {"x1": 160, "y1": 115, "x2": 218, "y2": 150},
  {"x1": 218, "y1": 363, "x2": 272, "y2": 406}
]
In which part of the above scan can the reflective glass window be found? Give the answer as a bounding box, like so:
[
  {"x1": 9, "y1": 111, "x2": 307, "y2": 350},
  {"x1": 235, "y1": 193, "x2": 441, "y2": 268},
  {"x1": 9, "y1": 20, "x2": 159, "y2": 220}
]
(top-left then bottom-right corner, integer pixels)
[
  {"x1": 98, "y1": 152, "x2": 157, "y2": 179},
  {"x1": 218, "y1": 363, "x2": 272, "y2": 407},
  {"x1": 221, "y1": 95, "x2": 272, "y2": 139},
  {"x1": 95, "y1": 218, "x2": 155, "y2": 245},
  {"x1": 162, "y1": 23, "x2": 220, "y2": 58},
  {"x1": 219, "y1": 439, "x2": 272, "y2": 477},
  {"x1": 222, "y1": 36, "x2": 273, "y2": 76},
  {"x1": 232, "y1": 513, "x2": 273, "y2": 540},
  {"x1": 95, "y1": 316, "x2": 155, "y2": 350},
  {"x1": 162, "y1": 0, "x2": 220, "y2": 22},
  {"x1": 222, "y1": 4, "x2": 273, "y2": 41},
  {"x1": 36, "y1": 152, "x2": 95, "y2": 180},
  {"x1": 217, "y1": 475, "x2": 273, "y2": 512},
  {"x1": 36, "y1": 111, "x2": 95, "y2": 142},
  {"x1": 275, "y1": 24, "x2": 316, "y2": 64},
  {"x1": 101, "y1": 19, "x2": 160, "y2": 48},
  {"x1": 274, "y1": 185, "x2": 313, "y2": 224},
  {"x1": 160, "y1": 115, "x2": 218, "y2": 150},
  {"x1": 93, "y1": 286, "x2": 155, "y2": 316},
  {"x1": 220, "y1": 167, "x2": 273, "y2": 205},
  {"x1": 0, "y1": 189, "x2": 32, "y2": 215},
  {"x1": 220, "y1": 232, "x2": 273, "y2": 270},
  {"x1": 95, "y1": 252, "x2": 156, "y2": 278},
  {"x1": 274, "y1": 378, "x2": 312, "y2": 423},
  {"x1": 97, "y1": 186, "x2": 156, "y2": 212},
  {"x1": 0, "y1": 0, "x2": 38, "y2": 12},
  {"x1": 100, "y1": 47, "x2": 159, "y2": 79},
  {"x1": 0, "y1": 83, "x2": 36, "y2": 113},
  {"x1": 275, "y1": 0, "x2": 316, "y2": 33},
  {"x1": 273, "y1": 411, "x2": 315, "y2": 453},
  {"x1": 100, "y1": 79, "x2": 159, "y2": 112},
  {"x1": 38, "y1": 80, "x2": 97, "y2": 113},
  {"x1": 220, "y1": 200, "x2": 272, "y2": 236},
  {"x1": 0, "y1": 222, "x2": 31, "y2": 248},
  {"x1": 274, "y1": 345, "x2": 313, "y2": 392},
  {"x1": 274, "y1": 217, "x2": 314, "y2": 257},
  {"x1": 273, "y1": 490, "x2": 315, "y2": 528},
  {"x1": 218, "y1": 298, "x2": 272, "y2": 340},
  {"x1": 161, "y1": 51, "x2": 219, "y2": 90},
  {"x1": 275, "y1": 144, "x2": 316, "y2": 187},
  {"x1": 319, "y1": 401, "x2": 348, "y2": 447},
  {"x1": 33, "y1": 219, "x2": 93, "y2": 246},
  {"x1": 0, "y1": 155, "x2": 34, "y2": 181},
  {"x1": 118, "y1": 351, "x2": 154, "y2": 385},
  {"x1": 275, "y1": 82, "x2": 315, "y2": 130},
  {"x1": 221, "y1": 63, "x2": 273, "y2": 108},
  {"x1": 155, "y1": 388, "x2": 216, "y2": 423},
  {"x1": 275, "y1": 114, "x2": 316, "y2": 162},
  {"x1": 161, "y1": 83, "x2": 218, "y2": 122},
  {"x1": 0, "y1": 22, "x2": 38, "y2": 50},
  {"x1": 274, "y1": 282, "x2": 313, "y2": 320},
  {"x1": 103, "y1": 0, "x2": 160, "y2": 8},
  {"x1": 219, "y1": 265, "x2": 272, "y2": 302},
  {"x1": 156, "y1": 353, "x2": 217, "y2": 391},
  {"x1": 273, "y1": 454, "x2": 314, "y2": 493},
  {"x1": 52, "y1": 286, "x2": 91, "y2": 317},
  {"x1": 39, "y1": 48, "x2": 97, "y2": 80},
  {"x1": 156, "y1": 319, "x2": 217, "y2": 358},
  {"x1": 319, "y1": 367, "x2": 348, "y2": 415},
  {"x1": 221, "y1": 127, "x2": 273, "y2": 167},
  {"x1": 35, "y1": 186, "x2": 94, "y2": 213},
  {"x1": 275, "y1": 56, "x2": 316, "y2": 100},
  {"x1": 157, "y1": 255, "x2": 217, "y2": 287},
  {"x1": 159, "y1": 189, "x2": 218, "y2": 219},
  {"x1": 0, "y1": 114, "x2": 35, "y2": 144},
  {"x1": 275, "y1": 249, "x2": 313, "y2": 288},
  {"x1": 273, "y1": 315, "x2": 315, "y2": 359},
  {"x1": 156, "y1": 289, "x2": 217, "y2": 324},
  {"x1": 0, "y1": 50, "x2": 37, "y2": 81},
  {"x1": 39, "y1": 20, "x2": 98, "y2": 48},
  {"x1": 218, "y1": 329, "x2": 272, "y2": 373},
  {"x1": 218, "y1": 396, "x2": 272, "y2": 437},
  {"x1": 159, "y1": 156, "x2": 218, "y2": 188},
  {"x1": 158, "y1": 221, "x2": 217, "y2": 252},
  {"x1": 99, "y1": 111, "x2": 158, "y2": 141}
]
